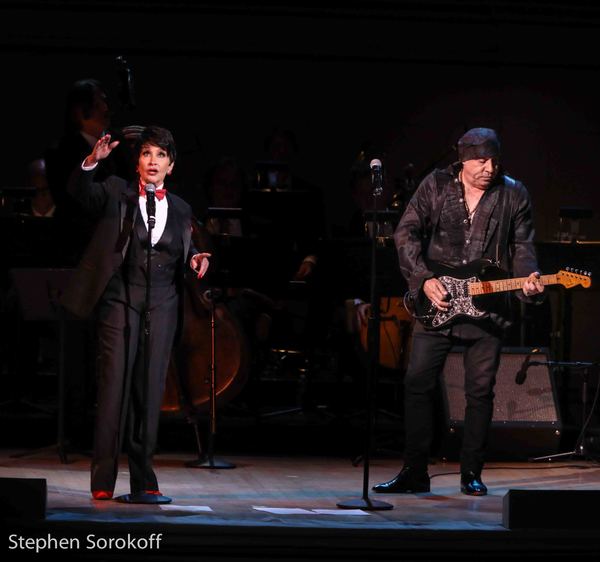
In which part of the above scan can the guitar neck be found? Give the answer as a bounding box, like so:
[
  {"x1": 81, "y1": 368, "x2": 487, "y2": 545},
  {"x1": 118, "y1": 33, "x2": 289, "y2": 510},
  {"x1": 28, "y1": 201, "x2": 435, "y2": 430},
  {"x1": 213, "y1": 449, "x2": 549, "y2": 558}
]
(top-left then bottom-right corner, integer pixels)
[{"x1": 469, "y1": 274, "x2": 557, "y2": 295}]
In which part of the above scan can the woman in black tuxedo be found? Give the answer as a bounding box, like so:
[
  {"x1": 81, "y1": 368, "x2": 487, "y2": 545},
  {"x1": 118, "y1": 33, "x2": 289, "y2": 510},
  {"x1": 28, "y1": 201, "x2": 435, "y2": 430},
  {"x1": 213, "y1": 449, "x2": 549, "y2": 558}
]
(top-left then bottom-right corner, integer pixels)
[{"x1": 61, "y1": 126, "x2": 210, "y2": 501}]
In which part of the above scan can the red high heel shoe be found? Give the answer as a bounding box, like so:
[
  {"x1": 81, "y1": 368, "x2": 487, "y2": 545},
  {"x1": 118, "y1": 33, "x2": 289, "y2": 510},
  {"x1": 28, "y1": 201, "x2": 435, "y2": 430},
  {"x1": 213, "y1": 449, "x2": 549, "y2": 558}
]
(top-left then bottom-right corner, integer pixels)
[{"x1": 92, "y1": 490, "x2": 113, "y2": 500}]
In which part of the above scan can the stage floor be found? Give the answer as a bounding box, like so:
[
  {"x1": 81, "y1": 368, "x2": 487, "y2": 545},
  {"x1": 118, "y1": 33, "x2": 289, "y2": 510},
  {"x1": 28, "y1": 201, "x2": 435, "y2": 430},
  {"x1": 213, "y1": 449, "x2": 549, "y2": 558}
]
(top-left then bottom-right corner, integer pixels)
[{"x1": 2, "y1": 449, "x2": 600, "y2": 561}]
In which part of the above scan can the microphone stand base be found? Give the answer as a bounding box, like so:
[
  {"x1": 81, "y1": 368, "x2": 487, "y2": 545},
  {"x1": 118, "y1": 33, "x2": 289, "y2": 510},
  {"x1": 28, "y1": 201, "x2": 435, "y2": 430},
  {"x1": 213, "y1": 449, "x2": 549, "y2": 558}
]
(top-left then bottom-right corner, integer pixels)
[
  {"x1": 337, "y1": 497, "x2": 393, "y2": 511},
  {"x1": 186, "y1": 456, "x2": 236, "y2": 469},
  {"x1": 115, "y1": 492, "x2": 172, "y2": 504}
]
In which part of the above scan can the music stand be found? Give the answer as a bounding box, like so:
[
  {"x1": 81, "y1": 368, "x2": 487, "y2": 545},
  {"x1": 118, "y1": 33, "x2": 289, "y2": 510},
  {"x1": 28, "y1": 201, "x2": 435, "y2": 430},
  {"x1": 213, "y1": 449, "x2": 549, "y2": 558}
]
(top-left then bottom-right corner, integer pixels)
[
  {"x1": 529, "y1": 359, "x2": 600, "y2": 462},
  {"x1": 0, "y1": 186, "x2": 36, "y2": 197},
  {"x1": 244, "y1": 187, "x2": 316, "y2": 243},
  {"x1": 0, "y1": 186, "x2": 35, "y2": 216},
  {"x1": 254, "y1": 160, "x2": 290, "y2": 191},
  {"x1": 205, "y1": 206, "x2": 244, "y2": 234},
  {"x1": 362, "y1": 209, "x2": 401, "y2": 237},
  {"x1": 557, "y1": 206, "x2": 593, "y2": 243},
  {"x1": 7, "y1": 268, "x2": 76, "y2": 464},
  {"x1": 206, "y1": 206, "x2": 243, "y2": 219}
]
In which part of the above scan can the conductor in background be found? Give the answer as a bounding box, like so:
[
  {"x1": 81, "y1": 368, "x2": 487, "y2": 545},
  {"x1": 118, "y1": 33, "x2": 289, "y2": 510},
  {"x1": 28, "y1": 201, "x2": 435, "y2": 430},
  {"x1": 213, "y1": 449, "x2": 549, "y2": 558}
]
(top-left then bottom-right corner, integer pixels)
[
  {"x1": 45, "y1": 78, "x2": 132, "y2": 263},
  {"x1": 60, "y1": 125, "x2": 210, "y2": 501}
]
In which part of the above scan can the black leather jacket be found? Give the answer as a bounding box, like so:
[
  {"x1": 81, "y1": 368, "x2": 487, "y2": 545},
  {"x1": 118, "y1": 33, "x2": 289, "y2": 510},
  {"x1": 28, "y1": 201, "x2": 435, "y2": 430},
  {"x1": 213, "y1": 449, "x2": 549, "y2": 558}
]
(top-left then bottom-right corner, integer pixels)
[{"x1": 393, "y1": 164, "x2": 541, "y2": 329}]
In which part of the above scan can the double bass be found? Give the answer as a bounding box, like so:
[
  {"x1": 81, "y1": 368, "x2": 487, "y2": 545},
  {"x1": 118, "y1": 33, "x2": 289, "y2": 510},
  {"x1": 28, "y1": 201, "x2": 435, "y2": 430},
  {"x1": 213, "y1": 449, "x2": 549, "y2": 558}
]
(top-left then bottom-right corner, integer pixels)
[{"x1": 161, "y1": 221, "x2": 250, "y2": 420}]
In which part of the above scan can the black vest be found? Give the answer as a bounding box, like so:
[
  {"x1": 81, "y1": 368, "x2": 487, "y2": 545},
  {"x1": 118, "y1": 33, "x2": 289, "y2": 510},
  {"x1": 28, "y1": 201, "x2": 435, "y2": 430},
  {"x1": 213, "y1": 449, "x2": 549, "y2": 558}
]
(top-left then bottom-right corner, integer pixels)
[{"x1": 124, "y1": 205, "x2": 183, "y2": 287}]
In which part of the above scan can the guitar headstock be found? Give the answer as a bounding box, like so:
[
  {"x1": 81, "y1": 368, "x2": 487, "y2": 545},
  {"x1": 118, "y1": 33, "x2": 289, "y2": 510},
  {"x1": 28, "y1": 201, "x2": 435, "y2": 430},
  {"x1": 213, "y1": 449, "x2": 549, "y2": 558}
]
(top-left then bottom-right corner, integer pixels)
[{"x1": 557, "y1": 267, "x2": 592, "y2": 289}]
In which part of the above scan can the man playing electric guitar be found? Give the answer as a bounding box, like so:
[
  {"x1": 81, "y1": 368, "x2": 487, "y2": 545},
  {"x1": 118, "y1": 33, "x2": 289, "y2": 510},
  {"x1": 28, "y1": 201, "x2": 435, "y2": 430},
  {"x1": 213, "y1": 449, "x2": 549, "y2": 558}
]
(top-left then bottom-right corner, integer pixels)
[{"x1": 373, "y1": 128, "x2": 545, "y2": 497}]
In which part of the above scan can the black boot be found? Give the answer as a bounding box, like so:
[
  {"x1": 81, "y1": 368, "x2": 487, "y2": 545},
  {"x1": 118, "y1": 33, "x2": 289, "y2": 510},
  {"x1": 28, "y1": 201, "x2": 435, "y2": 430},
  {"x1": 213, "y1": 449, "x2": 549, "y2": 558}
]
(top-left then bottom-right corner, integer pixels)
[
  {"x1": 460, "y1": 471, "x2": 487, "y2": 496},
  {"x1": 372, "y1": 466, "x2": 430, "y2": 494}
]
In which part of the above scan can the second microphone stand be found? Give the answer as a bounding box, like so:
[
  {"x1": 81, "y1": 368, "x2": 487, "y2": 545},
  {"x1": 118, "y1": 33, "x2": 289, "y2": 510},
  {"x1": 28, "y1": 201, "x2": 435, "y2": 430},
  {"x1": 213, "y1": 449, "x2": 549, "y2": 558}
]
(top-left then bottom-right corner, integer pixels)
[
  {"x1": 187, "y1": 288, "x2": 236, "y2": 469},
  {"x1": 337, "y1": 161, "x2": 393, "y2": 512},
  {"x1": 528, "y1": 359, "x2": 600, "y2": 462}
]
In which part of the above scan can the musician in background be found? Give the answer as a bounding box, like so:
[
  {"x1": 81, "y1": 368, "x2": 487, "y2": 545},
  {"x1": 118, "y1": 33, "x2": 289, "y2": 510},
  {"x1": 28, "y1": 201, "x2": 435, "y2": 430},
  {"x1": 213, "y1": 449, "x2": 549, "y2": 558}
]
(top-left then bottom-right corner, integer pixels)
[
  {"x1": 203, "y1": 156, "x2": 247, "y2": 237},
  {"x1": 44, "y1": 79, "x2": 136, "y2": 450},
  {"x1": 255, "y1": 127, "x2": 326, "y2": 281},
  {"x1": 251, "y1": 128, "x2": 329, "y2": 362},
  {"x1": 45, "y1": 78, "x2": 132, "y2": 263},
  {"x1": 25, "y1": 158, "x2": 56, "y2": 218},
  {"x1": 200, "y1": 155, "x2": 274, "y2": 354},
  {"x1": 373, "y1": 127, "x2": 544, "y2": 496}
]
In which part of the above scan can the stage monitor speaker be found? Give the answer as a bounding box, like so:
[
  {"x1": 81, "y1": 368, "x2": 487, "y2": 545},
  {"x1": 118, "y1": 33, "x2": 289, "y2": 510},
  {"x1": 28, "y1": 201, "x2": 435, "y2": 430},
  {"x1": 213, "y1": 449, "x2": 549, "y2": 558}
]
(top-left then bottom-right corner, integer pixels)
[
  {"x1": 503, "y1": 489, "x2": 600, "y2": 529},
  {"x1": 439, "y1": 347, "x2": 562, "y2": 460},
  {"x1": 0, "y1": 477, "x2": 47, "y2": 520}
]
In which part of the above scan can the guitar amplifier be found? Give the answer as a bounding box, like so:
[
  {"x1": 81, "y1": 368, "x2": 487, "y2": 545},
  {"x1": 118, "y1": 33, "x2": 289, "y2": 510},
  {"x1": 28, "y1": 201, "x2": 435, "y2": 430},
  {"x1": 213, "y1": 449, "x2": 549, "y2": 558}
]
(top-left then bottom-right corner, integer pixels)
[{"x1": 439, "y1": 347, "x2": 562, "y2": 460}]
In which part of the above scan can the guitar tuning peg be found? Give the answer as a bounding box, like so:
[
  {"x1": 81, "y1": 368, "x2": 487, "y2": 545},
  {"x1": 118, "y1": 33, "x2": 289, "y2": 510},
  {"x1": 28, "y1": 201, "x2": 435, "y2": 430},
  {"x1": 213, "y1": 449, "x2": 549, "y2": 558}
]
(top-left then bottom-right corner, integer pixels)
[{"x1": 566, "y1": 267, "x2": 571, "y2": 272}]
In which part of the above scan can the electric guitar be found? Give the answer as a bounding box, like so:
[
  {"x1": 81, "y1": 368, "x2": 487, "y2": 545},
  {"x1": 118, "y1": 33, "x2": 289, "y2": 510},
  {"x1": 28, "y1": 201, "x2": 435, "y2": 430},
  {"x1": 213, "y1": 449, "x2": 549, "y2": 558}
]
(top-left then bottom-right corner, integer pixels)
[{"x1": 405, "y1": 259, "x2": 592, "y2": 329}]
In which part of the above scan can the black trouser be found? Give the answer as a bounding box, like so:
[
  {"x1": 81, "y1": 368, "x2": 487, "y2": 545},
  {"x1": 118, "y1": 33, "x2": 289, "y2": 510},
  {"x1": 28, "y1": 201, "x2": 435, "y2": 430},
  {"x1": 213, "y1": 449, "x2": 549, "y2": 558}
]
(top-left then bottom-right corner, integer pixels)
[
  {"x1": 91, "y1": 284, "x2": 178, "y2": 494},
  {"x1": 403, "y1": 322, "x2": 502, "y2": 475}
]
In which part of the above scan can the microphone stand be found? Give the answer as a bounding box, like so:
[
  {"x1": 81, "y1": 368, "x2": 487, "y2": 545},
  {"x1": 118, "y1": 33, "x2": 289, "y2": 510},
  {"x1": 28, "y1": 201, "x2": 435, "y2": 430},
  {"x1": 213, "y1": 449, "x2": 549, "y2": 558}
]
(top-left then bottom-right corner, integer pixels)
[
  {"x1": 337, "y1": 162, "x2": 393, "y2": 512},
  {"x1": 528, "y1": 360, "x2": 600, "y2": 462},
  {"x1": 186, "y1": 288, "x2": 235, "y2": 469},
  {"x1": 117, "y1": 188, "x2": 171, "y2": 504}
]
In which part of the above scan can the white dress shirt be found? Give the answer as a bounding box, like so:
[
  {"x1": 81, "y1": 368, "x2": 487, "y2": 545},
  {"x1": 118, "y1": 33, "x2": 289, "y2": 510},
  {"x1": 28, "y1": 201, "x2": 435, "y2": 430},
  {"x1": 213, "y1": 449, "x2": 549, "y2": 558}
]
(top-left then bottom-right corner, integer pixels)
[
  {"x1": 81, "y1": 159, "x2": 168, "y2": 246},
  {"x1": 139, "y1": 191, "x2": 168, "y2": 246}
]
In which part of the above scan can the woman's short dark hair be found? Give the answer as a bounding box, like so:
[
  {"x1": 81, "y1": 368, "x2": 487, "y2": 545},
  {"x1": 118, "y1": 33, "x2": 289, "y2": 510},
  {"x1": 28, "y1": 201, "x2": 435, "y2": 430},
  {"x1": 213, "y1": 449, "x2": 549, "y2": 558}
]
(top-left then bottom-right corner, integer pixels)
[{"x1": 134, "y1": 125, "x2": 177, "y2": 163}]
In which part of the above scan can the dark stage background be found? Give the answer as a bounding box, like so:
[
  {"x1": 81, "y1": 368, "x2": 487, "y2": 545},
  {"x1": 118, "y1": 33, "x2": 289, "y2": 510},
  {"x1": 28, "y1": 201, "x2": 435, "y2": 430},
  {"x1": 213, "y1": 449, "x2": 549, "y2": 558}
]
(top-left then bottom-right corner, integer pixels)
[
  {"x1": 1, "y1": 1, "x2": 599, "y2": 455},
  {"x1": 3, "y1": 2, "x2": 600, "y2": 240}
]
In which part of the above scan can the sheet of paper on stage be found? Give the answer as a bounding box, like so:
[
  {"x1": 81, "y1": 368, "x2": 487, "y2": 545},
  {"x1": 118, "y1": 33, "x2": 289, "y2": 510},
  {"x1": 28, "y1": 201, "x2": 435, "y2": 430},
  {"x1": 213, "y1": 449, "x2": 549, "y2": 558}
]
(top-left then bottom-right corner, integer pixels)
[
  {"x1": 252, "y1": 506, "x2": 370, "y2": 516},
  {"x1": 312, "y1": 509, "x2": 370, "y2": 516},
  {"x1": 159, "y1": 505, "x2": 213, "y2": 512},
  {"x1": 253, "y1": 506, "x2": 313, "y2": 514}
]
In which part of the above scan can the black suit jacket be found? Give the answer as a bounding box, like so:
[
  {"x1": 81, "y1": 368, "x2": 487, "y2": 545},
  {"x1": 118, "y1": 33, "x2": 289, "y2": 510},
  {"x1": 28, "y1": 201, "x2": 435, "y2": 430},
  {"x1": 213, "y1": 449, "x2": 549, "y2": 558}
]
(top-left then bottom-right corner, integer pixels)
[
  {"x1": 61, "y1": 167, "x2": 195, "y2": 320},
  {"x1": 45, "y1": 131, "x2": 135, "y2": 263}
]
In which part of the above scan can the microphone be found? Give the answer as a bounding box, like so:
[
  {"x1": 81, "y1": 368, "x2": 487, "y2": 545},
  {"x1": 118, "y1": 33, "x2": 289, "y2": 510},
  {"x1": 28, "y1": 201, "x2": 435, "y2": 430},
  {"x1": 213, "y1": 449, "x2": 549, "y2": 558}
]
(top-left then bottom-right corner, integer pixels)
[
  {"x1": 370, "y1": 158, "x2": 383, "y2": 195},
  {"x1": 515, "y1": 354, "x2": 531, "y2": 385},
  {"x1": 145, "y1": 183, "x2": 156, "y2": 229}
]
